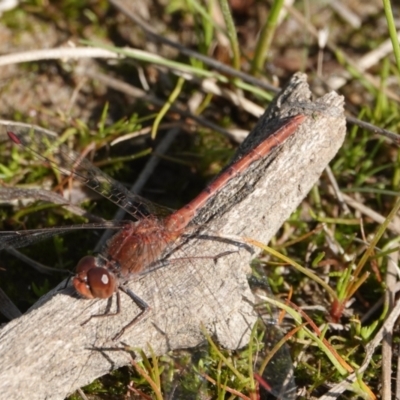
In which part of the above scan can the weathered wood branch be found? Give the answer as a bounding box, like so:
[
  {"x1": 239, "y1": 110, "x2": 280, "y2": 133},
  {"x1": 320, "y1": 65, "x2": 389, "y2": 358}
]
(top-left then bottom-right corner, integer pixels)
[{"x1": 0, "y1": 73, "x2": 346, "y2": 399}]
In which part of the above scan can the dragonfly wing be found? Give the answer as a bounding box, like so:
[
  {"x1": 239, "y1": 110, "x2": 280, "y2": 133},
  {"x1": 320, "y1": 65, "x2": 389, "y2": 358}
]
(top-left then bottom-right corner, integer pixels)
[
  {"x1": 248, "y1": 266, "x2": 297, "y2": 399},
  {"x1": 0, "y1": 221, "x2": 127, "y2": 250},
  {"x1": 5, "y1": 122, "x2": 173, "y2": 220}
]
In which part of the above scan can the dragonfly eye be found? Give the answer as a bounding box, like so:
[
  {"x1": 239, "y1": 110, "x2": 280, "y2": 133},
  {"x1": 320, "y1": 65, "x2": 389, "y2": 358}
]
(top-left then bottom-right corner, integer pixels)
[
  {"x1": 75, "y1": 255, "x2": 97, "y2": 274},
  {"x1": 73, "y1": 256, "x2": 116, "y2": 299},
  {"x1": 86, "y1": 268, "x2": 117, "y2": 299}
]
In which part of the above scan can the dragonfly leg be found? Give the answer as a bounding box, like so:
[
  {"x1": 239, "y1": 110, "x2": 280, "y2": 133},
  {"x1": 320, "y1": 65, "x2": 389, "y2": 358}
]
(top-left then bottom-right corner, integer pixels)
[
  {"x1": 59, "y1": 274, "x2": 74, "y2": 291},
  {"x1": 170, "y1": 250, "x2": 241, "y2": 264},
  {"x1": 80, "y1": 291, "x2": 122, "y2": 327},
  {"x1": 142, "y1": 249, "x2": 240, "y2": 276},
  {"x1": 112, "y1": 287, "x2": 151, "y2": 341},
  {"x1": 184, "y1": 233, "x2": 255, "y2": 255},
  {"x1": 211, "y1": 249, "x2": 239, "y2": 261}
]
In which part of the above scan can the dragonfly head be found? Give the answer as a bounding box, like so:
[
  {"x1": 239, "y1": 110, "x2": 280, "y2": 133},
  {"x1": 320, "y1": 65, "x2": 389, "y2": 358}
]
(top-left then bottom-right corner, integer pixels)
[{"x1": 72, "y1": 255, "x2": 117, "y2": 299}]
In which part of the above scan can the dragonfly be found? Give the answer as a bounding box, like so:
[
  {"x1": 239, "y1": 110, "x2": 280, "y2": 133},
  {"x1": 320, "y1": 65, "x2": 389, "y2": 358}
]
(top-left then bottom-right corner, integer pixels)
[{"x1": 1, "y1": 114, "x2": 305, "y2": 397}]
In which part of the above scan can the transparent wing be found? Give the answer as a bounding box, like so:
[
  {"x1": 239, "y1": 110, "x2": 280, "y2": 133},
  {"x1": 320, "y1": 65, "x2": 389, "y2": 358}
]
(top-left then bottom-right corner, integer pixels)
[
  {"x1": 145, "y1": 262, "x2": 297, "y2": 399},
  {"x1": 0, "y1": 221, "x2": 127, "y2": 250},
  {"x1": 5, "y1": 122, "x2": 173, "y2": 220},
  {"x1": 249, "y1": 266, "x2": 297, "y2": 400}
]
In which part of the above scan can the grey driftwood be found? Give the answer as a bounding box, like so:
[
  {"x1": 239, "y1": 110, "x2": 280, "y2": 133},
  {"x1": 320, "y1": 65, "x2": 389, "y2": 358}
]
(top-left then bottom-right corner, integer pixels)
[{"x1": 0, "y1": 72, "x2": 346, "y2": 399}]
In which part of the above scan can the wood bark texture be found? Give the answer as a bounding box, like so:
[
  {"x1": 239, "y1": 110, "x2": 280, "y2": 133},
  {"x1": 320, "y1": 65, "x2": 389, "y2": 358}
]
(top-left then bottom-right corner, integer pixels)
[{"x1": 0, "y1": 72, "x2": 346, "y2": 399}]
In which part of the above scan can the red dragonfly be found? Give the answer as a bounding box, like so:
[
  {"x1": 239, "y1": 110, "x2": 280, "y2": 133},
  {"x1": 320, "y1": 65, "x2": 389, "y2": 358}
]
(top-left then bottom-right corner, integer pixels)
[{"x1": 1, "y1": 114, "x2": 304, "y2": 397}]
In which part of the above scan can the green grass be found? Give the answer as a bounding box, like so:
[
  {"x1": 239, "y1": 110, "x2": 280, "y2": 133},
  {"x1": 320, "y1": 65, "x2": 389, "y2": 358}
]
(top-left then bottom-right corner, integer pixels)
[{"x1": 1, "y1": 0, "x2": 400, "y2": 399}]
